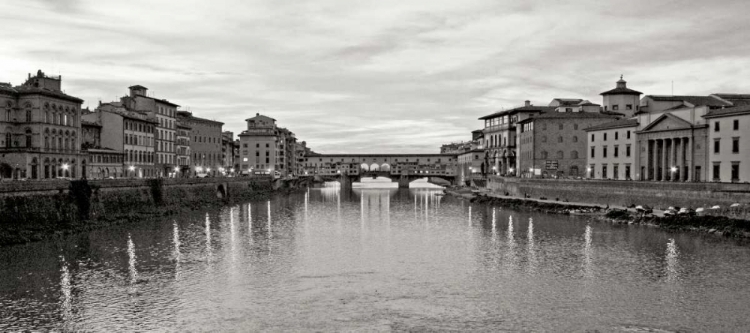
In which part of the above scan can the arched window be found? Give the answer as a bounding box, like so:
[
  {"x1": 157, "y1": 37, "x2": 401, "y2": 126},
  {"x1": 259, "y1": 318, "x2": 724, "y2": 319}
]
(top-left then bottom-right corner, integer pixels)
[
  {"x1": 360, "y1": 163, "x2": 369, "y2": 171},
  {"x1": 571, "y1": 150, "x2": 579, "y2": 159},
  {"x1": 26, "y1": 109, "x2": 32, "y2": 122},
  {"x1": 557, "y1": 151, "x2": 564, "y2": 159},
  {"x1": 4, "y1": 132, "x2": 10, "y2": 148},
  {"x1": 45, "y1": 111, "x2": 50, "y2": 123},
  {"x1": 25, "y1": 128, "x2": 32, "y2": 147},
  {"x1": 541, "y1": 151, "x2": 548, "y2": 159}
]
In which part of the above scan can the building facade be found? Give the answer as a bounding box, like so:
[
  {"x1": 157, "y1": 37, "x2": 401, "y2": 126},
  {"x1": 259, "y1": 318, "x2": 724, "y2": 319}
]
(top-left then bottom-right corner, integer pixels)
[
  {"x1": 478, "y1": 101, "x2": 554, "y2": 176},
  {"x1": 585, "y1": 119, "x2": 638, "y2": 180},
  {"x1": 90, "y1": 102, "x2": 157, "y2": 178},
  {"x1": 0, "y1": 70, "x2": 84, "y2": 180},
  {"x1": 175, "y1": 120, "x2": 191, "y2": 176},
  {"x1": 221, "y1": 131, "x2": 235, "y2": 172},
  {"x1": 239, "y1": 114, "x2": 278, "y2": 175},
  {"x1": 600, "y1": 76, "x2": 642, "y2": 117},
  {"x1": 177, "y1": 111, "x2": 223, "y2": 176},
  {"x1": 518, "y1": 112, "x2": 617, "y2": 178},
  {"x1": 703, "y1": 105, "x2": 750, "y2": 182}
]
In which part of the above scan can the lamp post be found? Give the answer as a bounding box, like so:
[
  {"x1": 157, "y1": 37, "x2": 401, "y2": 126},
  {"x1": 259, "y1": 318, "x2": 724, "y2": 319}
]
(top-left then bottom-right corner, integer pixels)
[{"x1": 128, "y1": 165, "x2": 135, "y2": 178}]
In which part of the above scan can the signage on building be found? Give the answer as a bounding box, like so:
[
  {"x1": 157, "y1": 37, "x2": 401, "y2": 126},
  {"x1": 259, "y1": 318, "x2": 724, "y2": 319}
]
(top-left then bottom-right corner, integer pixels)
[{"x1": 545, "y1": 160, "x2": 558, "y2": 170}]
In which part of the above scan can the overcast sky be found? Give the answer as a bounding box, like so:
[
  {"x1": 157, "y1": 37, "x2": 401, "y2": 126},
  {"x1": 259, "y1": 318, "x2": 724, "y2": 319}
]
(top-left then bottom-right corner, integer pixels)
[{"x1": 2, "y1": 0, "x2": 749, "y2": 153}]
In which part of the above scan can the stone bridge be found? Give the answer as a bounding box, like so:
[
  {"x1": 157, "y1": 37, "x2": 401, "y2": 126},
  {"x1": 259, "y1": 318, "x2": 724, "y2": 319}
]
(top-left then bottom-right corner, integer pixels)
[{"x1": 308, "y1": 172, "x2": 454, "y2": 188}]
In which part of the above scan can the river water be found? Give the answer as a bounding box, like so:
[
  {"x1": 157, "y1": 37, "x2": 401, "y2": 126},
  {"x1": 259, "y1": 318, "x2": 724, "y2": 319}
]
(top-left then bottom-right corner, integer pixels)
[{"x1": 1, "y1": 186, "x2": 750, "y2": 331}]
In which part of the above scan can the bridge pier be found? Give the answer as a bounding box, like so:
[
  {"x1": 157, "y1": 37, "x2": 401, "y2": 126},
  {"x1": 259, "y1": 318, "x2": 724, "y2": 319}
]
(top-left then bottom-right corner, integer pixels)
[
  {"x1": 397, "y1": 175, "x2": 410, "y2": 188},
  {"x1": 339, "y1": 174, "x2": 353, "y2": 189}
]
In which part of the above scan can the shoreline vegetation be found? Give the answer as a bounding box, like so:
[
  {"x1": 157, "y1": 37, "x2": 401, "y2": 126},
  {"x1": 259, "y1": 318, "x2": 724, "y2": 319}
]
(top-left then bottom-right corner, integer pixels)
[
  {"x1": 0, "y1": 179, "x2": 278, "y2": 247},
  {"x1": 448, "y1": 188, "x2": 750, "y2": 239}
]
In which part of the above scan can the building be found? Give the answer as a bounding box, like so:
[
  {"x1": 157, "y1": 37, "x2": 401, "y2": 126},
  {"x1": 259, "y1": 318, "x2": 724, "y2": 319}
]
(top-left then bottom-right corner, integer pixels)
[
  {"x1": 175, "y1": 120, "x2": 191, "y2": 176},
  {"x1": 277, "y1": 128, "x2": 297, "y2": 177},
  {"x1": 703, "y1": 105, "x2": 750, "y2": 182},
  {"x1": 518, "y1": 112, "x2": 618, "y2": 178},
  {"x1": 120, "y1": 85, "x2": 179, "y2": 177},
  {"x1": 233, "y1": 139, "x2": 240, "y2": 172},
  {"x1": 294, "y1": 141, "x2": 310, "y2": 176},
  {"x1": 88, "y1": 102, "x2": 157, "y2": 178},
  {"x1": 238, "y1": 113, "x2": 279, "y2": 176},
  {"x1": 221, "y1": 131, "x2": 235, "y2": 172},
  {"x1": 584, "y1": 119, "x2": 639, "y2": 180},
  {"x1": 478, "y1": 101, "x2": 555, "y2": 176},
  {"x1": 0, "y1": 70, "x2": 84, "y2": 180},
  {"x1": 80, "y1": 118, "x2": 124, "y2": 179},
  {"x1": 599, "y1": 76, "x2": 643, "y2": 117},
  {"x1": 177, "y1": 111, "x2": 223, "y2": 176}
]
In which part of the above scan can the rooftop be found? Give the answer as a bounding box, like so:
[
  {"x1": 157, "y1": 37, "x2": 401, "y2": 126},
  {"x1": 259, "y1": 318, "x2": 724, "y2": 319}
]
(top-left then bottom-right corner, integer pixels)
[
  {"x1": 517, "y1": 111, "x2": 618, "y2": 124},
  {"x1": 478, "y1": 105, "x2": 556, "y2": 120},
  {"x1": 704, "y1": 105, "x2": 750, "y2": 118},
  {"x1": 584, "y1": 118, "x2": 639, "y2": 132},
  {"x1": 646, "y1": 95, "x2": 730, "y2": 108}
]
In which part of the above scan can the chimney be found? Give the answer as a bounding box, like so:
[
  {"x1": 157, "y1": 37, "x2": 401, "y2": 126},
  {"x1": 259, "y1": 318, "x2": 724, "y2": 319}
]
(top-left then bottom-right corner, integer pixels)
[
  {"x1": 524, "y1": 100, "x2": 531, "y2": 107},
  {"x1": 256, "y1": 113, "x2": 259, "y2": 116}
]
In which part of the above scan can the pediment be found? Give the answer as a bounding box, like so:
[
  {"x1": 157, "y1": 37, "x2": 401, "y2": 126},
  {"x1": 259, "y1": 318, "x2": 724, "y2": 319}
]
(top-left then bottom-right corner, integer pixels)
[{"x1": 641, "y1": 113, "x2": 694, "y2": 132}]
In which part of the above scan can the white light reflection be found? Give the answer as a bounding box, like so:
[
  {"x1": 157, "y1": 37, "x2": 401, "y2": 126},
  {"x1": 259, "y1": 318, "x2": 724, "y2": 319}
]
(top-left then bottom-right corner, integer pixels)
[
  {"x1": 205, "y1": 213, "x2": 213, "y2": 264},
  {"x1": 248, "y1": 203, "x2": 253, "y2": 245},
  {"x1": 583, "y1": 225, "x2": 593, "y2": 278},
  {"x1": 60, "y1": 255, "x2": 72, "y2": 322},
  {"x1": 230, "y1": 206, "x2": 237, "y2": 264},
  {"x1": 267, "y1": 201, "x2": 272, "y2": 239},
  {"x1": 173, "y1": 222, "x2": 181, "y2": 279},
  {"x1": 527, "y1": 218, "x2": 537, "y2": 273},
  {"x1": 491, "y1": 208, "x2": 497, "y2": 242},
  {"x1": 506, "y1": 216, "x2": 517, "y2": 268},
  {"x1": 127, "y1": 234, "x2": 138, "y2": 284},
  {"x1": 666, "y1": 238, "x2": 679, "y2": 281}
]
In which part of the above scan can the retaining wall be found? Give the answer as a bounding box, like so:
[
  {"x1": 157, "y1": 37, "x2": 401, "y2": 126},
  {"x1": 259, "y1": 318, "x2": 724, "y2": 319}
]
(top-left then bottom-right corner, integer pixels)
[{"x1": 487, "y1": 177, "x2": 750, "y2": 209}]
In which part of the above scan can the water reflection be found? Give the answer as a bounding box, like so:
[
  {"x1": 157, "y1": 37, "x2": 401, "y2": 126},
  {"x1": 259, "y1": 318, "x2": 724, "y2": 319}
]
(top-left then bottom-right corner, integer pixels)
[
  {"x1": 127, "y1": 234, "x2": 138, "y2": 284},
  {"x1": 173, "y1": 222, "x2": 181, "y2": 279},
  {"x1": 666, "y1": 238, "x2": 679, "y2": 281},
  {"x1": 2, "y1": 188, "x2": 750, "y2": 332},
  {"x1": 583, "y1": 225, "x2": 593, "y2": 278},
  {"x1": 60, "y1": 256, "x2": 72, "y2": 322}
]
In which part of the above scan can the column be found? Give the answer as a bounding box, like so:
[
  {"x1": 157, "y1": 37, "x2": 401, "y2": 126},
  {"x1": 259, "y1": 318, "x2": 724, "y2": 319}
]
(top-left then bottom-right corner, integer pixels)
[
  {"x1": 674, "y1": 138, "x2": 681, "y2": 181},
  {"x1": 652, "y1": 139, "x2": 658, "y2": 181},
  {"x1": 685, "y1": 137, "x2": 692, "y2": 181},
  {"x1": 660, "y1": 139, "x2": 667, "y2": 181}
]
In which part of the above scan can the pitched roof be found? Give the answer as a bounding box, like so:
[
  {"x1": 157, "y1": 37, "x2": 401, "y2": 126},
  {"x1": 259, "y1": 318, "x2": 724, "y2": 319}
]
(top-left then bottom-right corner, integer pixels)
[
  {"x1": 478, "y1": 106, "x2": 556, "y2": 120},
  {"x1": 704, "y1": 105, "x2": 750, "y2": 118},
  {"x1": 517, "y1": 111, "x2": 618, "y2": 124},
  {"x1": 711, "y1": 93, "x2": 750, "y2": 106},
  {"x1": 4, "y1": 85, "x2": 84, "y2": 103},
  {"x1": 584, "y1": 119, "x2": 638, "y2": 132},
  {"x1": 600, "y1": 87, "x2": 642, "y2": 96},
  {"x1": 646, "y1": 95, "x2": 730, "y2": 108}
]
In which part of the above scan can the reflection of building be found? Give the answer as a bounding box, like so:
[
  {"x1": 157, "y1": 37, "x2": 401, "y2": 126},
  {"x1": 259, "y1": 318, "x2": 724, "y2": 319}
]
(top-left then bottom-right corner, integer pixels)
[
  {"x1": 479, "y1": 101, "x2": 554, "y2": 176},
  {"x1": 177, "y1": 111, "x2": 223, "y2": 175},
  {"x1": 0, "y1": 70, "x2": 84, "y2": 180}
]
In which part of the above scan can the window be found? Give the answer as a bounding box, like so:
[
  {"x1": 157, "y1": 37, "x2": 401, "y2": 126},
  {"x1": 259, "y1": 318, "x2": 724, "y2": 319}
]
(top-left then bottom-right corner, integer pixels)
[
  {"x1": 614, "y1": 145, "x2": 619, "y2": 157},
  {"x1": 715, "y1": 121, "x2": 720, "y2": 132},
  {"x1": 627, "y1": 131, "x2": 631, "y2": 139},
  {"x1": 733, "y1": 138, "x2": 740, "y2": 153},
  {"x1": 626, "y1": 144, "x2": 631, "y2": 157},
  {"x1": 559, "y1": 124, "x2": 563, "y2": 130},
  {"x1": 542, "y1": 136, "x2": 547, "y2": 143},
  {"x1": 603, "y1": 146, "x2": 608, "y2": 158},
  {"x1": 625, "y1": 165, "x2": 631, "y2": 179},
  {"x1": 574, "y1": 124, "x2": 578, "y2": 130},
  {"x1": 612, "y1": 105, "x2": 619, "y2": 111},
  {"x1": 626, "y1": 104, "x2": 633, "y2": 110},
  {"x1": 713, "y1": 163, "x2": 721, "y2": 181},
  {"x1": 571, "y1": 150, "x2": 578, "y2": 159},
  {"x1": 732, "y1": 162, "x2": 740, "y2": 182},
  {"x1": 603, "y1": 133, "x2": 607, "y2": 141},
  {"x1": 714, "y1": 139, "x2": 720, "y2": 153},
  {"x1": 558, "y1": 136, "x2": 563, "y2": 143},
  {"x1": 590, "y1": 146, "x2": 595, "y2": 158},
  {"x1": 613, "y1": 164, "x2": 619, "y2": 179},
  {"x1": 602, "y1": 164, "x2": 608, "y2": 178},
  {"x1": 573, "y1": 136, "x2": 578, "y2": 143},
  {"x1": 615, "y1": 132, "x2": 619, "y2": 140},
  {"x1": 734, "y1": 119, "x2": 739, "y2": 130},
  {"x1": 565, "y1": 108, "x2": 572, "y2": 112},
  {"x1": 591, "y1": 134, "x2": 594, "y2": 142}
]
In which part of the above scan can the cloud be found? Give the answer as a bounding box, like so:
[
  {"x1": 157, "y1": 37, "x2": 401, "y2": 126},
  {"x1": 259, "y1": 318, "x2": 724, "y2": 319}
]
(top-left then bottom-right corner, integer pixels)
[{"x1": 2, "y1": 0, "x2": 750, "y2": 153}]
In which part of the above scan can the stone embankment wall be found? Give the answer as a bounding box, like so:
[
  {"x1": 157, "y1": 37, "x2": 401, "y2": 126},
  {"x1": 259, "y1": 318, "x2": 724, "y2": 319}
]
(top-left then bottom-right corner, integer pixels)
[
  {"x1": 0, "y1": 178, "x2": 274, "y2": 245},
  {"x1": 487, "y1": 177, "x2": 750, "y2": 209}
]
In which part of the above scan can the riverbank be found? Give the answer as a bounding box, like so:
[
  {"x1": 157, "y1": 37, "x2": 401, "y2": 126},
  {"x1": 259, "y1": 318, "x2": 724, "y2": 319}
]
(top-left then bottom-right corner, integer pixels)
[
  {"x1": 448, "y1": 188, "x2": 750, "y2": 239},
  {"x1": 0, "y1": 178, "x2": 277, "y2": 247}
]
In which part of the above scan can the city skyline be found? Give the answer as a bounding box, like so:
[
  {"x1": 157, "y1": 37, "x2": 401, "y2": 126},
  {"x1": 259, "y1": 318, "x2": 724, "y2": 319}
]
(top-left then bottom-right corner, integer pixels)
[{"x1": 2, "y1": 0, "x2": 750, "y2": 153}]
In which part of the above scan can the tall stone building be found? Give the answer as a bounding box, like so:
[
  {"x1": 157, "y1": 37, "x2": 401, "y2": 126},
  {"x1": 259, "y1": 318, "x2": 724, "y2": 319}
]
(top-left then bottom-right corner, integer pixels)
[
  {"x1": 238, "y1": 113, "x2": 278, "y2": 175},
  {"x1": 175, "y1": 120, "x2": 191, "y2": 176},
  {"x1": 177, "y1": 111, "x2": 223, "y2": 176},
  {"x1": 221, "y1": 131, "x2": 235, "y2": 171},
  {"x1": 0, "y1": 70, "x2": 84, "y2": 179}
]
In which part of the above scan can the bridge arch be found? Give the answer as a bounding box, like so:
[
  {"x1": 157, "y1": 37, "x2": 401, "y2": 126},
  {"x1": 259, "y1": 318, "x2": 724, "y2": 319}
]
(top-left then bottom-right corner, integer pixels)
[
  {"x1": 381, "y1": 163, "x2": 391, "y2": 171},
  {"x1": 369, "y1": 163, "x2": 379, "y2": 171},
  {"x1": 360, "y1": 163, "x2": 369, "y2": 171}
]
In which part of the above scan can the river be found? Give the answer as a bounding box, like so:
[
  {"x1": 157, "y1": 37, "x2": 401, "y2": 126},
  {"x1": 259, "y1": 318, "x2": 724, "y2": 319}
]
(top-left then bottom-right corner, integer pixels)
[{"x1": 1, "y1": 186, "x2": 750, "y2": 331}]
